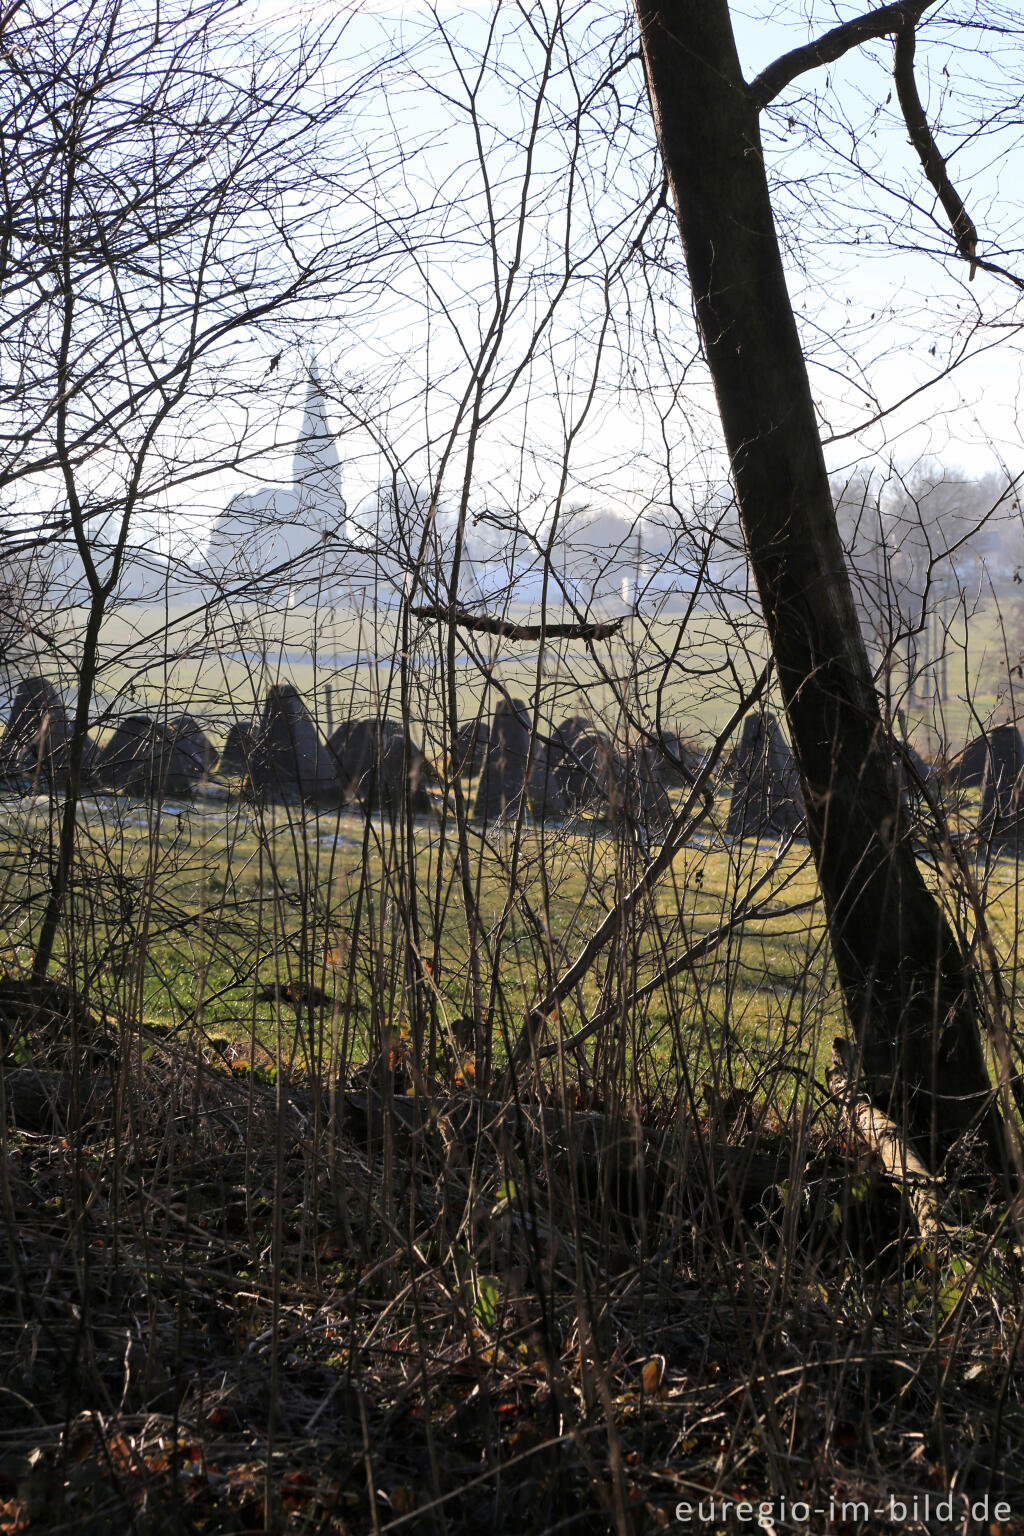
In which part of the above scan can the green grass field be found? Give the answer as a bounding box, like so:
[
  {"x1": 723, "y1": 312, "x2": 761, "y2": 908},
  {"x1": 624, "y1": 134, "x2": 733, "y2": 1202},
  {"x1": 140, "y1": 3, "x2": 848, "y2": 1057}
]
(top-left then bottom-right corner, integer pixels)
[
  {"x1": 40, "y1": 597, "x2": 772, "y2": 746},
  {"x1": 8, "y1": 589, "x2": 1024, "y2": 1120},
  {"x1": 6, "y1": 765, "x2": 1023, "y2": 1120}
]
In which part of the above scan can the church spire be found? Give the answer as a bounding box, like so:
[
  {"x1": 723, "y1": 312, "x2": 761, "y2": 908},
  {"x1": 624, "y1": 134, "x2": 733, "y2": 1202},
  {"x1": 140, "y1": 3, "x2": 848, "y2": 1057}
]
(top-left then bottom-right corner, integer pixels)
[{"x1": 293, "y1": 364, "x2": 346, "y2": 532}]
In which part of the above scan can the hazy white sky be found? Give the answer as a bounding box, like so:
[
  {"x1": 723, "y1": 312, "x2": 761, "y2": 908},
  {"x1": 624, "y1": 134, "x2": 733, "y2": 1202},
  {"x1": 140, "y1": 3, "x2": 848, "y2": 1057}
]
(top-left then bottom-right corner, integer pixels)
[
  {"x1": 10, "y1": 0, "x2": 1021, "y2": 556},
  {"x1": 337, "y1": 5, "x2": 1016, "y2": 511},
  {"x1": 273, "y1": 1, "x2": 1024, "y2": 498}
]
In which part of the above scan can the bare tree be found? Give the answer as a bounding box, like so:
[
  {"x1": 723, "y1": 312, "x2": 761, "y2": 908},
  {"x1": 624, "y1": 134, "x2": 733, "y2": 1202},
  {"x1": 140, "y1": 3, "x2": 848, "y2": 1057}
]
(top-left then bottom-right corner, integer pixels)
[
  {"x1": 0, "y1": 0, "x2": 401, "y2": 978},
  {"x1": 633, "y1": 0, "x2": 1020, "y2": 1170}
]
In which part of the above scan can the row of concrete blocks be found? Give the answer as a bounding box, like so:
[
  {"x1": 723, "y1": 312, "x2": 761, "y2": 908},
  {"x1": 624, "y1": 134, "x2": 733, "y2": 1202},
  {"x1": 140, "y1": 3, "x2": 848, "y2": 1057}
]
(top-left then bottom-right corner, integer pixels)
[
  {"x1": 0, "y1": 678, "x2": 426, "y2": 812},
  {"x1": 0, "y1": 677, "x2": 687, "y2": 825},
  {"x1": 6, "y1": 673, "x2": 1023, "y2": 844},
  {"x1": 453, "y1": 699, "x2": 695, "y2": 828},
  {"x1": 718, "y1": 714, "x2": 1024, "y2": 848}
]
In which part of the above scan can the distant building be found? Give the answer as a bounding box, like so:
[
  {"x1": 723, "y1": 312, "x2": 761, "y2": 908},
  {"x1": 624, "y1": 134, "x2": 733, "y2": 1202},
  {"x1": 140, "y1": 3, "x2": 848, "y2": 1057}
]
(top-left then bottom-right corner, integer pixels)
[{"x1": 202, "y1": 367, "x2": 348, "y2": 600}]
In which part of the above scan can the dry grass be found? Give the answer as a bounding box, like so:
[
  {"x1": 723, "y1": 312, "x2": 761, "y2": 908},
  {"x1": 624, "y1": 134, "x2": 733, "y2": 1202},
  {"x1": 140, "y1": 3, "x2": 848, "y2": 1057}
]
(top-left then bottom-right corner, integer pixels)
[
  {"x1": 3, "y1": 1000, "x2": 1024, "y2": 1535},
  {"x1": 4, "y1": 632, "x2": 1024, "y2": 1533}
]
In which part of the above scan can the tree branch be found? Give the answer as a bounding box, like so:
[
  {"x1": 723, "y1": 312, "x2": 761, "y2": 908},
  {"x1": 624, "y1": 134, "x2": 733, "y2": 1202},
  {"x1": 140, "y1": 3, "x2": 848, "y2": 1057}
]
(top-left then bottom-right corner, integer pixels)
[
  {"x1": 754, "y1": 6, "x2": 1023, "y2": 287},
  {"x1": 502, "y1": 666, "x2": 771, "y2": 1083},
  {"x1": 750, "y1": 1, "x2": 931, "y2": 111},
  {"x1": 534, "y1": 842, "x2": 813, "y2": 1062},
  {"x1": 411, "y1": 603, "x2": 623, "y2": 643},
  {"x1": 892, "y1": 20, "x2": 978, "y2": 277}
]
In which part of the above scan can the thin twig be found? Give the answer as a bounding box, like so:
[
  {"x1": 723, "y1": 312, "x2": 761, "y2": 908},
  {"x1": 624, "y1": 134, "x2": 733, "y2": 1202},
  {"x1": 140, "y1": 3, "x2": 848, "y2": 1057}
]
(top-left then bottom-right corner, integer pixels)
[{"x1": 503, "y1": 666, "x2": 771, "y2": 1079}]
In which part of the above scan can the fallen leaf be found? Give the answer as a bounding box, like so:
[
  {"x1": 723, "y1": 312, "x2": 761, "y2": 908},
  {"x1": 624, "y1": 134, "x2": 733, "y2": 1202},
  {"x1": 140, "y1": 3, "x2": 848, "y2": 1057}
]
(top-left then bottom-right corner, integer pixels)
[
  {"x1": 641, "y1": 1357, "x2": 665, "y2": 1394},
  {"x1": 390, "y1": 1486, "x2": 416, "y2": 1516}
]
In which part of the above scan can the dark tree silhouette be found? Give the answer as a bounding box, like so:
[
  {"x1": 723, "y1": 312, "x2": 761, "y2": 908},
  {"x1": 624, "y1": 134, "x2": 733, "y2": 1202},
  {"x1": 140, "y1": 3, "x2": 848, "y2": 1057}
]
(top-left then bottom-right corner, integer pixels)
[{"x1": 633, "y1": 0, "x2": 1008, "y2": 1170}]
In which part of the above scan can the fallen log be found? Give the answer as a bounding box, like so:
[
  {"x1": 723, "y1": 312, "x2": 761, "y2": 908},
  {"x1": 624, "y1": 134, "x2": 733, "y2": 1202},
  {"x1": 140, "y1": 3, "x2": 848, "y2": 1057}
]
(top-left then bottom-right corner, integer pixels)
[
  {"x1": 411, "y1": 605, "x2": 623, "y2": 643},
  {"x1": 2, "y1": 1064, "x2": 788, "y2": 1214},
  {"x1": 827, "y1": 1038, "x2": 957, "y2": 1241},
  {"x1": 300, "y1": 1087, "x2": 791, "y2": 1216}
]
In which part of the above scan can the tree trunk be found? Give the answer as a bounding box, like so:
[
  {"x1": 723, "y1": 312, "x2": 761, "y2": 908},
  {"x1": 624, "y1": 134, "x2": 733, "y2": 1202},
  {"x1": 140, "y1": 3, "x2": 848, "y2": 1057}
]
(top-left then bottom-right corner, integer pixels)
[{"x1": 633, "y1": 0, "x2": 1001, "y2": 1171}]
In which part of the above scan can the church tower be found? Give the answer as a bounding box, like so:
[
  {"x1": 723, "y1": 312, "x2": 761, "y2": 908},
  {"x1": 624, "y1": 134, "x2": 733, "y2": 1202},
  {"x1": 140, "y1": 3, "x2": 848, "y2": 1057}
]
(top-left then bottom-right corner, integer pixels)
[
  {"x1": 292, "y1": 364, "x2": 346, "y2": 537},
  {"x1": 202, "y1": 365, "x2": 347, "y2": 593}
]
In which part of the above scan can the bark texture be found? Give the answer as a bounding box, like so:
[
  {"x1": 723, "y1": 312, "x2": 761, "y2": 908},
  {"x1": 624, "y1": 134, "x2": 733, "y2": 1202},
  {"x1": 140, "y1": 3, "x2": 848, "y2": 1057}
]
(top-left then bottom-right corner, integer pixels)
[{"x1": 633, "y1": 0, "x2": 1001, "y2": 1169}]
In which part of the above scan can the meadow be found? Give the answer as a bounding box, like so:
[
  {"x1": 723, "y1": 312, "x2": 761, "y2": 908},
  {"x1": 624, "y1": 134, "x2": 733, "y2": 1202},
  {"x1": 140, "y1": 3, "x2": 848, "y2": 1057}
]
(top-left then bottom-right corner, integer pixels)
[
  {"x1": 5, "y1": 751, "x2": 1021, "y2": 1116},
  {"x1": 5, "y1": 602, "x2": 1024, "y2": 1533}
]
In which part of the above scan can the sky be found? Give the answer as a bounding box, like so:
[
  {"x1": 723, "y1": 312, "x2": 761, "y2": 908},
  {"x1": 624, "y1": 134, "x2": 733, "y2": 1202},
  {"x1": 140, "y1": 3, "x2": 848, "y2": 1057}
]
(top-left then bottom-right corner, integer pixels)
[
  {"x1": 239, "y1": 0, "x2": 1024, "y2": 517},
  {"x1": 5, "y1": 0, "x2": 1024, "y2": 569}
]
